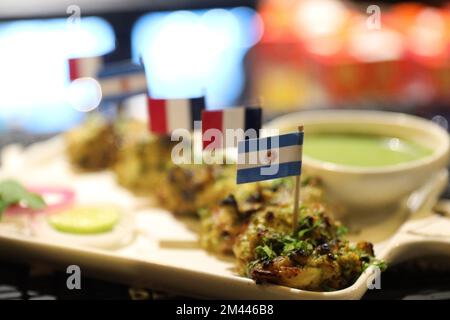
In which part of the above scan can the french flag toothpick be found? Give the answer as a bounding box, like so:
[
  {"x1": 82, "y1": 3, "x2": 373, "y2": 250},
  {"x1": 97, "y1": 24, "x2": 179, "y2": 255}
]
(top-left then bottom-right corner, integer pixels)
[
  {"x1": 202, "y1": 107, "x2": 262, "y2": 149},
  {"x1": 68, "y1": 56, "x2": 103, "y2": 81},
  {"x1": 147, "y1": 97, "x2": 206, "y2": 135},
  {"x1": 97, "y1": 61, "x2": 148, "y2": 103}
]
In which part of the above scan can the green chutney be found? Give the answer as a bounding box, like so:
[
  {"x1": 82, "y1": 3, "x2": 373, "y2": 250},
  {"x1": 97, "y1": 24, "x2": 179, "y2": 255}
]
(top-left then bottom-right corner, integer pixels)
[{"x1": 303, "y1": 133, "x2": 432, "y2": 167}]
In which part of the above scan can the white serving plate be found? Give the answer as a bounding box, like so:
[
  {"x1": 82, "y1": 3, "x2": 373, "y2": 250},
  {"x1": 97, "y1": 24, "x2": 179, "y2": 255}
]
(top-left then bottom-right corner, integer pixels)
[{"x1": 0, "y1": 136, "x2": 450, "y2": 300}]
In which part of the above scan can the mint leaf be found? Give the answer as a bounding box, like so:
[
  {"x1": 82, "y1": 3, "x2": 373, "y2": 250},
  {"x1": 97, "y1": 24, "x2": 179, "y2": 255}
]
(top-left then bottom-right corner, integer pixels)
[
  {"x1": 0, "y1": 180, "x2": 47, "y2": 219},
  {"x1": 0, "y1": 199, "x2": 7, "y2": 217},
  {"x1": 0, "y1": 180, "x2": 28, "y2": 205},
  {"x1": 21, "y1": 192, "x2": 46, "y2": 210}
]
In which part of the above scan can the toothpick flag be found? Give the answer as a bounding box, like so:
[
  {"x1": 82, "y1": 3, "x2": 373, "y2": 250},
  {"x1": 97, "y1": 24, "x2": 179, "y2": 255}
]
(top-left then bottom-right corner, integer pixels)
[
  {"x1": 236, "y1": 127, "x2": 304, "y2": 232},
  {"x1": 97, "y1": 61, "x2": 148, "y2": 103},
  {"x1": 147, "y1": 97, "x2": 206, "y2": 134},
  {"x1": 202, "y1": 107, "x2": 262, "y2": 149},
  {"x1": 236, "y1": 132, "x2": 303, "y2": 184},
  {"x1": 68, "y1": 56, "x2": 103, "y2": 81}
]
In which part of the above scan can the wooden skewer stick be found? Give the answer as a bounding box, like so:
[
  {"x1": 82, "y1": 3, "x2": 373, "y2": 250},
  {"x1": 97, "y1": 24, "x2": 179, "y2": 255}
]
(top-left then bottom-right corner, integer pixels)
[
  {"x1": 116, "y1": 100, "x2": 125, "y2": 118},
  {"x1": 292, "y1": 125, "x2": 304, "y2": 233}
]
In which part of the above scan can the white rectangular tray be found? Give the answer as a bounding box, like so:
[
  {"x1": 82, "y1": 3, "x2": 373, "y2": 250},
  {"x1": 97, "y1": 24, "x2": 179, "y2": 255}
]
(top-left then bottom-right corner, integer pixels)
[{"x1": 0, "y1": 136, "x2": 449, "y2": 300}]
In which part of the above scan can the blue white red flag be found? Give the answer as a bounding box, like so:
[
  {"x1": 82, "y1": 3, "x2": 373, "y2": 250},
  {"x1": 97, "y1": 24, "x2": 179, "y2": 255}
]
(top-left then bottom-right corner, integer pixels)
[
  {"x1": 202, "y1": 107, "x2": 262, "y2": 149},
  {"x1": 147, "y1": 97, "x2": 206, "y2": 134},
  {"x1": 68, "y1": 56, "x2": 102, "y2": 81}
]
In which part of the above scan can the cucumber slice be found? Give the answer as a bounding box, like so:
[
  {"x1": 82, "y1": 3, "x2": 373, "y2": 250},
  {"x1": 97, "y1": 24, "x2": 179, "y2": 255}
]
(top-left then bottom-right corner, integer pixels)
[{"x1": 48, "y1": 206, "x2": 120, "y2": 234}]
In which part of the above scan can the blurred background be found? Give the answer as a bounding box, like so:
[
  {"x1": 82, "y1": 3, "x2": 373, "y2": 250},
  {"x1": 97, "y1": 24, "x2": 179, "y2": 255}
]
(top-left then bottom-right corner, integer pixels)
[{"x1": 0, "y1": 0, "x2": 449, "y2": 133}]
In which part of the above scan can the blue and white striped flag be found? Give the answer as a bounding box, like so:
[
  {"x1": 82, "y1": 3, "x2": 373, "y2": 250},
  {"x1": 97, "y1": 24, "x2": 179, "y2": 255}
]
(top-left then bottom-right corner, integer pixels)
[
  {"x1": 237, "y1": 132, "x2": 303, "y2": 184},
  {"x1": 97, "y1": 60, "x2": 147, "y2": 103}
]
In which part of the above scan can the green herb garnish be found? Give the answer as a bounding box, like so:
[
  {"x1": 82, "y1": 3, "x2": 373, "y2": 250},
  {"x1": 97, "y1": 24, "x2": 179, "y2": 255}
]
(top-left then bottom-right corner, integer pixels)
[
  {"x1": 255, "y1": 244, "x2": 277, "y2": 260},
  {"x1": 0, "y1": 180, "x2": 46, "y2": 219},
  {"x1": 336, "y1": 225, "x2": 349, "y2": 237},
  {"x1": 254, "y1": 233, "x2": 314, "y2": 261},
  {"x1": 363, "y1": 259, "x2": 387, "y2": 272}
]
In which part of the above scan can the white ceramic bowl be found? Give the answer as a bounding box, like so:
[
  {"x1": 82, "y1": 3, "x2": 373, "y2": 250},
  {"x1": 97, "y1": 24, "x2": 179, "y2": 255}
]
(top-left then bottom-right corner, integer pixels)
[{"x1": 266, "y1": 110, "x2": 450, "y2": 209}]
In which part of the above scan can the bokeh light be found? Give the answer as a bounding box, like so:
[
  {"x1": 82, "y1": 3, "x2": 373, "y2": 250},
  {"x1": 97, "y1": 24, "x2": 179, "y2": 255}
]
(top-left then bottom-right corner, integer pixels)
[
  {"x1": 0, "y1": 17, "x2": 114, "y2": 133},
  {"x1": 132, "y1": 7, "x2": 263, "y2": 109},
  {"x1": 66, "y1": 77, "x2": 102, "y2": 112}
]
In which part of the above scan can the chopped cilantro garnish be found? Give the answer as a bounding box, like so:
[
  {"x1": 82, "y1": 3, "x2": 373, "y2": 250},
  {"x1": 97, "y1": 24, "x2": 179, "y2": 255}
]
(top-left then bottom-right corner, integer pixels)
[
  {"x1": 365, "y1": 259, "x2": 387, "y2": 272},
  {"x1": 336, "y1": 225, "x2": 349, "y2": 237},
  {"x1": 255, "y1": 245, "x2": 277, "y2": 260},
  {"x1": 254, "y1": 233, "x2": 314, "y2": 261}
]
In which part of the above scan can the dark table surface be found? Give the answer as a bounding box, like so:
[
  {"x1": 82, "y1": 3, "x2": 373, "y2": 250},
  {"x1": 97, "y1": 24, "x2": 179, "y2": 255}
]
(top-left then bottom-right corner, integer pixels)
[
  {"x1": 0, "y1": 132, "x2": 449, "y2": 300},
  {"x1": 1, "y1": 257, "x2": 449, "y2": 300}
]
